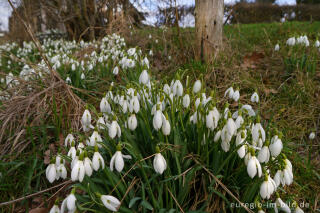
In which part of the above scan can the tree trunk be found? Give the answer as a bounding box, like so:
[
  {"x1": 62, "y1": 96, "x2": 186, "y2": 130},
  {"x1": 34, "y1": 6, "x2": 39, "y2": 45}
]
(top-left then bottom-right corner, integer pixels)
[{"x1": 195, "y1": 0, "x2": 224, "y2": 63}]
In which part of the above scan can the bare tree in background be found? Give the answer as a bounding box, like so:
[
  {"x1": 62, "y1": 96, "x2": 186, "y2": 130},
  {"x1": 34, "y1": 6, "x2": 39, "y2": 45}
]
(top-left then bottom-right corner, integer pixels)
[
  {"x1": 195, "y1": 0, "x2": 224, "y2": 63},
  {"x1": 8, "y1": 0, "x2": 145, "y2": 41}
]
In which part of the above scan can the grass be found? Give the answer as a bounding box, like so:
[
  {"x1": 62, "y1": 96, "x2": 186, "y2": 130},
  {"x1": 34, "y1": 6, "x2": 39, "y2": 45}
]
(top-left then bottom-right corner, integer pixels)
[{"x1": 1, "y1": 21, "x2": 320, "y2": 212}]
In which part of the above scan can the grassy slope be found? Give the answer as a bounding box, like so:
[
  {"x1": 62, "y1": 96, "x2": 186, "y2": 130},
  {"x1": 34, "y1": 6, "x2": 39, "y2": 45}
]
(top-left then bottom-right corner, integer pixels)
[
  {"x1": 1, "y1": 21, "x2": 320, "y2": 211},
  {"x1": 128, "y1": 21, "x2": 320, "y2": 209}
]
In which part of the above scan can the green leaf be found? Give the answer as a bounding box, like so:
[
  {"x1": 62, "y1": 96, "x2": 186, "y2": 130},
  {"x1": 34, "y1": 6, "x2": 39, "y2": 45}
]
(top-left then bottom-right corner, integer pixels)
[{"x1": 129, "y1": 197, "x2": 142, "y2": 208}]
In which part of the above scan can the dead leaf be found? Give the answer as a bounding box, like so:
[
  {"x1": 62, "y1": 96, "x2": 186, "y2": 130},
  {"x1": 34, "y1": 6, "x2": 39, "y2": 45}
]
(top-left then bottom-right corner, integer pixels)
[
  {"x1": 58, "y1": 133, "x2": 64, "y2": 147},
  {"x1": 264, "y1": 88, "x2": 278, "y2": 96},
  {"x1": 241, "y1": 51, "x2": 265, "y2": 70},
  {"x1": 44, "y1": 149, "x2": 50, "y2": 164},
  {"x1": 29, "y1": 208, "x2": 48, "y2": 213},
  {"x1": 49, "y1": 143, "x2": 56, "y2": 153}
]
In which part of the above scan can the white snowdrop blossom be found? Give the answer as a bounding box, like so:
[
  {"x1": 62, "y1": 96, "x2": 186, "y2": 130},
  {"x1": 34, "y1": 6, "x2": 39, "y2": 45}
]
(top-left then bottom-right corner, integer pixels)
[
  {"x1": 81, "y1": 109, "x2": 93, "y2": 132},
  {"x1": 162, "y1": 118, "x2": 171, "y2": 136},
  {"x1": 71, "y1": 156, "x2": 85, "y2": 182},
  {"x1": 247, "y1": 156, "x2": 262, "y2": 179},
  {"x1": 224, "y1": 87, "x2": 234, "y2": 99},
  {"x1": 274, "y1": 44, "x2": 280, "y2": 51},
  {"x1": 183, "y1": 94, "x2": 190, "y2": 108},
  {"x1": 101, "y1": 195, "x2": 121, "y2": 212},
  {"x1": 139, "y1": 70, "x2": 150, "y2": 85},
  {"x1": 64, "y1": 133, "x2": 75, "y2": 147},
  {"x1": 260, "y1": 175, "x2": 276, "y2": 199},
  {"x1": 128, "y1": 114, "x2": 138, "y2": 130},
  {"x1": 193, "y1": 80, "x2": 201, "y2": 93},
  {"x1": 49, "y1": 204, "x2": 60, "y2": 213},
  {"x1": 46, "y1": 163, "x2": 57, "y2": 183},
  {"x1": 232, "y1": 89, "x2": 240, "y2": 102},
  {"x1": 153, "y1": 147, "x2": 167, "y2": 174},
  {"x1": 309, "y1": 132, "x2": 315, "y2": 140},
  {"x1": 274, "y1": 197, "x2": 291, "y2": 213},
  {"x1": 92, "y1": 149, "x2": 105, "y2": 171},
  {"x1": 251, "y1": 92, "x2": 259, "y2": 103},
  {"x1": 269, "y1": 135, "x2": 283, "y2": 157},
  {"x1": 110, "y1": 145, "x2": 132, "y2": 172}
]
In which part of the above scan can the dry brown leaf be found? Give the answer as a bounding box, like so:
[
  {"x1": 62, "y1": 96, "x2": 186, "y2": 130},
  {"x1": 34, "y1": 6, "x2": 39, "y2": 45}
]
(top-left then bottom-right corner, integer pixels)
[
  {"x1": 44, "y1": 149, "x2": 50, "y2": 165},
  {"x1": 29, "y1": 208, "x2": 48, "y2": 213},
  {"x1": 241, "y1": 51, "x2": 265, "y2": 70},
  {"x1": 264, "y1": 88, "x2": 278, "y2": 96}
]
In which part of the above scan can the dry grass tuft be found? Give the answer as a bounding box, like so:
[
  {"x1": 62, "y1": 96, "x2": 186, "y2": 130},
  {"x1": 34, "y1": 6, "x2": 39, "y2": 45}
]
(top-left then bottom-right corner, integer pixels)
[{"x1": 0, "y1": 69, "x2": 84, "y2": 159}]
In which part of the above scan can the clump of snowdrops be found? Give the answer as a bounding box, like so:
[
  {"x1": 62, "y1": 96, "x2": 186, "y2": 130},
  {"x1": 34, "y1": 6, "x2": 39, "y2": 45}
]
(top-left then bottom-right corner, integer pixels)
[
  {"x1": 46, "y1": 68, "x2": 304, "y2": 212},
  {"x1": 0, "y1": 33, "x2": 150, "y2": 101},
  {"x1": 274, "y1": 35, "x2": 320, "y2": 75}
]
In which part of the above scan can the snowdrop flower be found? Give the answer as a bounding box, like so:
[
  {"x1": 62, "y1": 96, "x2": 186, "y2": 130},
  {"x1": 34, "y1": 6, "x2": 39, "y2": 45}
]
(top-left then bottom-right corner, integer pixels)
[
  {"x1": 113, "y1": 66, "x2": 119, "y2": 75},
  {"x1": 81, "y1": 73, "x2": 85, "y2": 80},
  {"x1": 97, "y1": 116, "x2": 106, "y2": 130},
  {"x1": 247, "y1": 155, "x2": 262, "y2": 178},
  {"x1": 280, "y1": 17, "x2": 285, "y2": 23},
  {"x1": 274, "y1": 197, "x2": 291, "y2": 213},
  {"x1": 149, "y1": 50, "x2": 153, "y2": 56},
  {"x1": 49, "y1": 204, "x2": 60, "y2": 213},
  {"x1": 172, "y1": 80, "x2": 183, "y2": 97},
  {"x1": 89, "y1": 130, "x2": 102, "y2": 147},
  {"x1": 67, "y1": 142, "x2": 77, "y2": 159},
  {"x1": 71, "y1": 154, "x2": 85, "y2": 182},
  {"x1": 64, "y1": 133, "x2": 75, "y2": 147},
  {"x1": 129, "y1": 96, "x2": 140, "y2": 113},
  {"x1": 286, "y1": 37, "x2": 296, "y2": 46},
  {"x1": 260, "y1": 174, "x2": 276, "y2": 199},
  {"x1": 269, "y1": 135, "x2": 283, "y2": 157},
  {"x1": 92, "y1": 148, "x2": 105, "y2": 171},
  {"x1": 294, "y1": 205, "x2": 304, "y2": 213},
  {"x1": 148, "y1": 34, "x2": 152, "y2": 39},
  {"x1": 110, "y1": 145, "x2": 132, "y2": 172},
  {"x1": 214, "y1": 130, "x2": 221, "y2": 142},
  {"x1": 141, "y1": 57, "x2": 150, "y2": 69},
  {"x1": 252, "y1": 119, "x2": 265, "y2": 143},
  {"x1": 153, "y1": 109, "x2": 163, "y2": 131},
  {"x1": 182, "y1": 94, "x2": 190, "y2": 108},
  {"x1": 206, "y1": 108, "x2": 220, "y2": 131},
  {"x1": 46, "y1": 163, "x2": 57, "y2": 183},
  {"x1": 235, "y1": 113, "x2": 244, "y2": 129},
  {"x1": 237, "y1": 145, "x2": 246, "y2": 159},
  {"x1": 81, "y1": 109, "x2": 93, "y2": 132},
  {"x1": 193, "y1": 80, "x2": 201, "y2": 93},
  {"x1": 315, "y1": 40, "x2": 320, "y2": 48},
  {"x1": 163, "y1": 84, "x2": 171, "y2": 95},
  {"x1": 56, "y1": 162, "x2": 67, "y2": 180},
  {"x1": 139, "y1": 70, "x2": 149, "y2": 85},
  {"x1": 251, "y1": 91, "x2": 259, "y2": 103},
  {"x1": 258, "y1": 145, "x2": 270, "y2": 163},
  {"x1": 309, "y1": 132, "x2": 315, "y2": 140},
  {"x1": 162, "y1": 118, "x2": 171, "y2": 136},
  {"x1": 275, "y1": 44, "x2": 280, "y2": 51},
  {"x1": 84, "y1": 155, "x2": 93, "y2": 177},
  {"x1": 109, "y1": 120, "x2": 121, "y2": 139},
  {"x1": 128, "y1": 114, "x2": 138, "y2": 130},
  {"x1": 226, "y1": 117, "x2": 237, "y2": 136},
  {"x1": 153, "y1": 147, "x2": 167, "y2": 174},
  {"x1": 71, "y1": 63, "x2": 76, "y2": 71},
  {"x1": 224, "y1": 87, "x2": 234, "y2": 99},
  {"x1": 66, "y1": 77, "x2": 71, "y2": 84},
  {"x1": 101, "y1": 195, "x2": 121, "y2": 212},
  {"x1": 61, "y1": 190, "x2": 77, "y2": 213},
  {"x1": 100, "y1": 97, "x2": 111, "y2": 113},
  {"x1": 232, "y1": 89, "x2": 240, "y2": 102}
]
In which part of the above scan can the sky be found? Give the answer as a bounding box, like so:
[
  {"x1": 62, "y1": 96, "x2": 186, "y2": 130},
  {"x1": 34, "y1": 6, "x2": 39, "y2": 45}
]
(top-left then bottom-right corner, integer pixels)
[{"x1": 0, "y1": 0, "x2": 296, "y2": 31}]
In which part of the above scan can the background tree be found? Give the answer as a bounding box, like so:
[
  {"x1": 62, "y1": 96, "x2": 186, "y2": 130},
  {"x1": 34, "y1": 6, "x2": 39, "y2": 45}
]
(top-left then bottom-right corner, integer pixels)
[{"x1": 195, "y1": 0, "x2": 224, "y2": 63}]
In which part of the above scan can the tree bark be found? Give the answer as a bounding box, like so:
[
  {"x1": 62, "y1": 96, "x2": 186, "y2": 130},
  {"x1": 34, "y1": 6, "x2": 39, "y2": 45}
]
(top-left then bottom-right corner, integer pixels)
[{"x1": 195, "y1": 0, "x2": 224, "y2": 63}]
